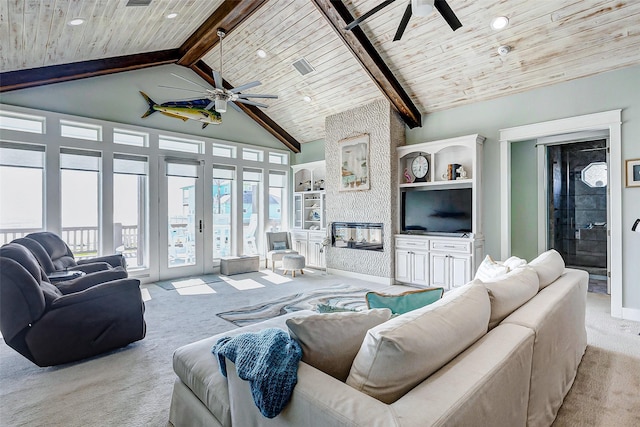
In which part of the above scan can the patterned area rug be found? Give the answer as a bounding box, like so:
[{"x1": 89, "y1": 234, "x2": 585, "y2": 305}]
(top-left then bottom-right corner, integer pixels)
[{"x1": 217, "y1": 283, "x2": 369, "y2": 327}]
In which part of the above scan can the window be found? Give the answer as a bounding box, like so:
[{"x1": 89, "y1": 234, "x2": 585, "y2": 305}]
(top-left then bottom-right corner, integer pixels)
[
  {"x1": 60, "y1": 120, "x2": 102, "y2": 141},
  {"x1": 242, "y1": 169, "x2": 262, "y2": 255},
  {"x1": 113, "y1": 154, "x2": 148, "y2": 268},
  {"x1": 242, "y1": 148, "x2": 263, "y2": 162},
  {"x1": 0, "y1": 111, "x2": 45, "y2": 134},
  {"x1": 114, "y1": 129, "x2": 148, "y2": 147},
  {"x1": 0, "y1": 143, "x2": 45, "y2": 243},
  {"x1": 268, "y1": 171, "x2": 286, "y2": 232},
  {"x1": 60, "y1": 149, "x2": 101, "y2": 259},
  {"x1": 159, "y1": 135, "x2": 203, "y2": 153},
  {"x1": 213, "y1": 165, "x2": 235, "y2": 258},
  {"x1": 269, "y1": 152, "x2": 288, "y2": 165},
  {"x1": 212, "y1": 142, "x2": 236, "y2": 158}
]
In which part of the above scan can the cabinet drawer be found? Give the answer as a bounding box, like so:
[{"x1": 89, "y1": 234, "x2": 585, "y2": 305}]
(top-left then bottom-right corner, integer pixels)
[
  {"x1": 430, "y1": 240, "x2": 471, "y2": 254},
  {"x1": 395, "y1": 238, "x2": 429, "y2": 250},
  {"x1": 307, "y1": 231, "x2": 324, "y2": 243},
  {"x1": 292, "y1": 231, "x2": 308, "y2": 241}
]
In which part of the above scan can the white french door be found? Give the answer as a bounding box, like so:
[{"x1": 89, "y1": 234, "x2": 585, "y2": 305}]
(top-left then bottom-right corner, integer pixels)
[{"x1": 159, "y1": 158, "x2": 205, "y2": 278}]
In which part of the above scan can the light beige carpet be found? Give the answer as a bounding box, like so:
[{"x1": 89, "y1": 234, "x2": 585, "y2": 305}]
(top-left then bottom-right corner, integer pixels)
[{"x1": 1, "y1": 271, "x2": 638, "y2": 426}]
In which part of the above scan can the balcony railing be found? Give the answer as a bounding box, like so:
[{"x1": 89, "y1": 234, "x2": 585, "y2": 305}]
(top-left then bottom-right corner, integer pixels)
[{"x1": 0, "y1": 225, "x2": 141, "y2": 263}]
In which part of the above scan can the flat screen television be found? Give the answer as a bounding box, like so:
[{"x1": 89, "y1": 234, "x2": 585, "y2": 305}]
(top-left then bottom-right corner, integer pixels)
[{"x1": 401, "y1": 188, "x2": 472, "y2": 235}]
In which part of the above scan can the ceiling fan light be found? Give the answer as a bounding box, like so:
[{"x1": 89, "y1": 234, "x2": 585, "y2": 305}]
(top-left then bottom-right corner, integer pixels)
[
  {"x1": 215, "y1": 98, "x2": 227, "y2": 113},
  {"x1": 411, "y1": 0, "x2": 434, "y2": 17}
]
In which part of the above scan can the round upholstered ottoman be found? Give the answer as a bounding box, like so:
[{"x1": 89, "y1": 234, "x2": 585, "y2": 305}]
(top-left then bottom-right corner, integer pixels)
[{"x1": 282, "y1": 254, "x2": 305, "y2": 278}]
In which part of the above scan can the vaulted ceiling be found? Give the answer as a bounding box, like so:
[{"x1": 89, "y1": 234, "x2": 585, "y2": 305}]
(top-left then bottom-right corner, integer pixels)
[{"x1": 2, "y1": 0, "x2": 640, "y2": 152}]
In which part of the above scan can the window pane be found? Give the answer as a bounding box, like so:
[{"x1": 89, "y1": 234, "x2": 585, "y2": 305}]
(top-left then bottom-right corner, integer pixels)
[
  {"x1": 114, "y1": 129, "x2": 148, "y2": 147},
  {"x1": 213, "y1": 167, "x2": 234, "y2": 258},
  {"x1": 168, "y1": 176, "x2": 196, "y2": 267},
  {"x1": 61, "y1": 169, "x2": 100, "y2": 259},
  {"x1": 268, "y1": 152, "x2": 288, "y2": 165},
  {"x1": 0, "y1": 112, "x2": 45, "y2": 134},
  {"x1": 0, "y1": 166, "x2": 44, "y2": 243},
  {"x1": 159, "y1": 136, "x2": 203, "y2": 153},
  {"x1": 114, "y1": 157, "x2": 148, "y2": 269},
  {"x1": 242, "y1": 148, "x2": 263, "y2": 162},
  {"x1": 212, "y1": 143, "x2": 235, "y2": 158},
  {"x1": 60, "y1": 120, "x2": 102, "y2": 141}
]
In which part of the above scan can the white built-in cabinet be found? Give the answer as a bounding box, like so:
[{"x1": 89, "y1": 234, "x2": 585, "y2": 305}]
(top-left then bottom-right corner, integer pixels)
[
  {"x1": 291, "y1": 161, "x2": 326, "y2": 269},
  {"x1": 395, "y1": 135, "x2": 485, "y2": 288}
]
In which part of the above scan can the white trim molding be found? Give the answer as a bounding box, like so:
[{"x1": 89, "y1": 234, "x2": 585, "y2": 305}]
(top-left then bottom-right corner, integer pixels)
[{"x1": 499, "y1": 110, "x2": 623, "y2": 319}]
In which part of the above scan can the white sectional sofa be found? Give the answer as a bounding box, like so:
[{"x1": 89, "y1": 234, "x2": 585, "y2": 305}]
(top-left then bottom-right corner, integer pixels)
[{"x1": 169, "y1": 250, "x2": 588, "y2": 427}]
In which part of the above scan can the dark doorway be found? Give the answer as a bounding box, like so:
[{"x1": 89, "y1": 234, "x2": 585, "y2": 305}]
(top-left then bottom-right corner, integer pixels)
[{"x1": 547, "y1": 139, "x2": 608, "y2": 293}]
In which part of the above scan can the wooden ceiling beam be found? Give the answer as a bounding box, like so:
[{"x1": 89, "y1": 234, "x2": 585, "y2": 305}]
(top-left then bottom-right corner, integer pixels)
[
  {"x1": 177, "y1": 0, "x2": 267, "y2": 67},
  {"x1": 0, "y1": 49, "x2": 180, "y2": 92},
  {"x1": 312, "y1": 0, "x2": 422, "y2": 128},
  {"x1": 191, "y1": 61, "x2": 301, "y2": 153}
]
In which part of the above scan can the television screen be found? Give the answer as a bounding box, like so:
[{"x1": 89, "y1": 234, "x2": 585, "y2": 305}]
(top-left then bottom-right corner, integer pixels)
[{"x1": 402, "y1": 188, "x2": 472, "y2": 234}]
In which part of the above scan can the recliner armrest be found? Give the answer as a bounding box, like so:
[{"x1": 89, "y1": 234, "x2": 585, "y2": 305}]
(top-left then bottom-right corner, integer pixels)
[
  {"x1": 77, "y1": 254, "x2": 127, "y2": 269},
  {"x1": 69, "y1": 262, "x2": 111, "y2": 274},
  {"x1": 50, "y1": 278, "x2": 142, "y2": 309},
  {"x1": 54, "y1": 268, "x2": 128, "y2": 294}
]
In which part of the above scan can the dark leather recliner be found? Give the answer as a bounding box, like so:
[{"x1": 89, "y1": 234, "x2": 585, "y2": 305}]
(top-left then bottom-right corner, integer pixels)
[
  {"x1": 24, "y1": 231, "x2": 127, "y2": 275},
  {"x1": 0, "y1": 243, "x2": 146, "y2": 367}
]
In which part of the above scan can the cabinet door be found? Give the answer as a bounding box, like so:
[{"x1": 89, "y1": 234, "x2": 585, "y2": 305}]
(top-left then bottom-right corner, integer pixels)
[
  {"x1": 430, "y1": 253, "x2": 449, "y2": 289},
  {"x1": 307, "y1": 240, "x2": 322, "y2": 267},
  {"x1": 292, "y1": 237, "x2": 308, "y2": 259},
  {"x1": 293, "y1": 194, "x2": 303, "y2": 228},
  {"x1": 395, "y1": 250, "x2": 413, "y2": 283},
  {"x1": 412, "y1": 251, "x2": 430, "y2": 286},
  {"x1": 450, "y1": 255, "x2": 472, "y2": 288}
]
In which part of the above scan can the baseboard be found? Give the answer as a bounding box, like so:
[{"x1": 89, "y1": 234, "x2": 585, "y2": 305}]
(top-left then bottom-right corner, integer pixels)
[
  {"x1": 327, "y1": 268, "x2": 394, "y2": 285},
  {"x1": 621, "y1": 307, "x2": 640, "y2": 322}
]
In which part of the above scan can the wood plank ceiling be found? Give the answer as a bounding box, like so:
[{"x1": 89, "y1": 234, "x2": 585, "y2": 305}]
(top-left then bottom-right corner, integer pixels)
[{"x1": 1, "y1": 0, "x2": 640, "y2": 150}]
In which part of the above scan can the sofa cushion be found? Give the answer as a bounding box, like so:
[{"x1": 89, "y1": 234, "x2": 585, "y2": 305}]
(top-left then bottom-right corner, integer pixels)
[
  {"x1": 476, "y1": 266, "x2": 540, "y2": 329},
  {"x1": 346, "y1": 283, "x2": 491, "y2": 404},
  {"x1": 529, "y1": 249, "x2": 565, "y2": 290},
  {"x1": 286, "y1": 308, "x2": 392, "y2": 382},
  {"x1": 474, "y1": 255, "x2": 510, "y2": 281},
  {"x1": 503, "y1": 256, "x2": 527, "y2": 270},
  {"x1": 365, "y1": 288, "x2": 443, "y2": 315}
]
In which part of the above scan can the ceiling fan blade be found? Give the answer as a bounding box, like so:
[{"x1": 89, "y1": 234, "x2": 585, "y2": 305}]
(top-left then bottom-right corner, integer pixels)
[
  {"x1": 393, "y1": 3, "x2": 413, "y2": 41},
  {"x1": 158, "y1": 85, "x2": 204, "y2": 94},
  {"x1": 234, "y1": 99, "x2": 269, "y2": 108},
  {"x1": 170, "y1": 73, "x2": 209, "y2": 90},
  {"x1": 230, "y1": 81, "x2": 262, "y2": 93},
  {"x1": 345, "y1": 0, "x2": 396, "y2": 31},
  {"x1": 435, "y1": 0, "x2": 462, "y2": 31},
  {"x1": 237, "y1": 93, "x2": 278, "y2": 99},
  {"x1": 212, "y1": 71, "x2": 223, "y2": 90},
  {"x1": 206, "y1": 101, "x2": 215, "y2": 110}
]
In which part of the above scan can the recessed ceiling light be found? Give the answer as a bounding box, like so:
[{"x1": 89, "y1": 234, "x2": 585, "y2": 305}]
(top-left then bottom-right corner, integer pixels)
[
  {"x1": 256, "y1": 49, "x2": 267, "y2": 58},
  {"x1": 166, "y1": 13, "x2": 178, "y2": 19},
  {"x1": 68, "y1": 18, "x2": 85, "y2": 26},
  {"x1": 303, "y1": 96, "x2": 312, "y2": 103},
  {"x1": 491, "y1": 16, "x2": 509, "y2": 30}
]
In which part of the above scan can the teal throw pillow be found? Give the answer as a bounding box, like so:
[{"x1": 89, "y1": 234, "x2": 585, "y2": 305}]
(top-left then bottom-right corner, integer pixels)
[
  {"x1": 273, "y1": 241, "x2": 287, "y2": 250},
  {"x1": 365, "y1": 288, "x2": 444, "y2": 315}
]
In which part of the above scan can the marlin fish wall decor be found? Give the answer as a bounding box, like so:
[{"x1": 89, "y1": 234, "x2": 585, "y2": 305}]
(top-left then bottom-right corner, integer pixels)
[{"x1": 139, "y1": 92, "x2": 222, "y2": 129}]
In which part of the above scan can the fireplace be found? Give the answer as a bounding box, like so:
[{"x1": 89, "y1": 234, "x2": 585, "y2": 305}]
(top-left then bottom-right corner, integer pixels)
[{"x1": 331, "y1": 222, "x2": 383, "y2": 251}]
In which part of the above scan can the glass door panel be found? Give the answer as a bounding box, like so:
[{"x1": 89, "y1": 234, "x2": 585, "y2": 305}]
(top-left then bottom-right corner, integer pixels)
[{"x1": 213, "y1": 165, "x2": 234, "y2": 259}]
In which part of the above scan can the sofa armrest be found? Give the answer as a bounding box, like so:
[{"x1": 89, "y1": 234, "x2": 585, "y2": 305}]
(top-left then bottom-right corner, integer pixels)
[
  {"x1": 69, "y1": 262, "x2": 111, "y2": 274},
  {"x1": 77, "y1": 254, "x2": 127, "y2": 269},
  {"x1": 226, "y1": 361, "x2": 399, "y2": 427},
  {"x1": 55, "y1": 267, "x2": 128, "y2": 294}
]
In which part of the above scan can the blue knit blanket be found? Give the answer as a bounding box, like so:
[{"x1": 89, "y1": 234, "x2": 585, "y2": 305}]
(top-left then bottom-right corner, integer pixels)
[{"x1": 212, "y1": 328, "x2": 302, "y2": 418}]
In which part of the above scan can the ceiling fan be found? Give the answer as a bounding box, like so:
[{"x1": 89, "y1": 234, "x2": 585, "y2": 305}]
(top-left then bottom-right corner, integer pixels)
[
  {"x1": 163, "y1": 28, "x2": 277, "y2": 114},
  {"x1": 345, "y1": 0, "x2": 462, "y2": 41}
]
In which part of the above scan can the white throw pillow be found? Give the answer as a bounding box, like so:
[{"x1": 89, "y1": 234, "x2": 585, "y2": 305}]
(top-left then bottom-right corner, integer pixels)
[
  {"x1": 474, "y1": 254, "x2": 510, "y2": 281},
  {"x1": 286, "y1": 308, "x2": 392, "y2": 382},
  {"x1": 503, "y1": 256, "x2": 527, "y2": 270},
  {"x1": 529, "y1": 249, "x2": 565, "y2": 290},
  {"x1": 477, "y1": 266, "x2": 540, "y2": 329},
  {"x1": 346, "y1": 284, "x2": 490, "y2": 404}
]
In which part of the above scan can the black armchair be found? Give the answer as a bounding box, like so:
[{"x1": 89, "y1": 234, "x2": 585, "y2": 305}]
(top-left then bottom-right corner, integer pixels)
[
  {"x1": 24, "y1": 231, "x2": 127, "y2": 274},
  {"x1": 0, "y1": 243, "x2": 146, "y2": 367}
]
